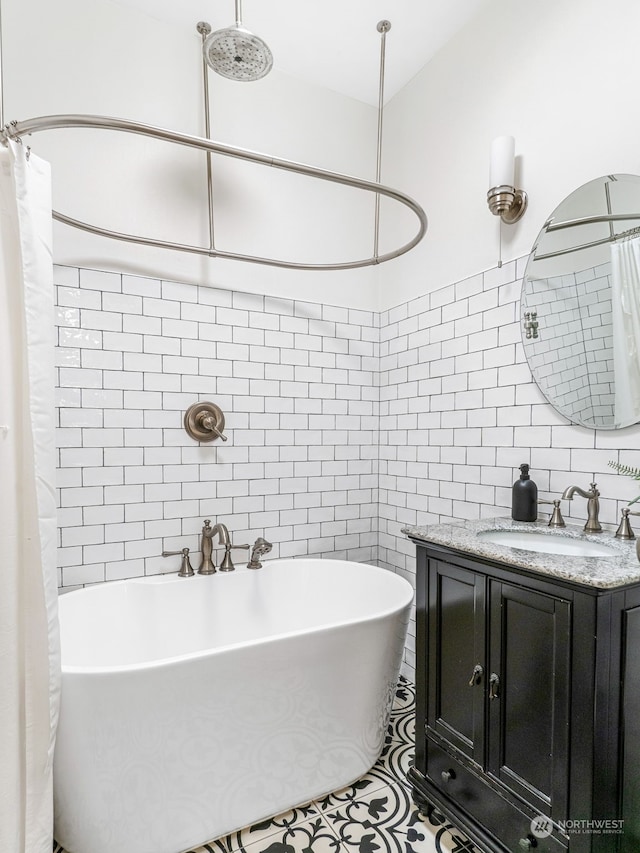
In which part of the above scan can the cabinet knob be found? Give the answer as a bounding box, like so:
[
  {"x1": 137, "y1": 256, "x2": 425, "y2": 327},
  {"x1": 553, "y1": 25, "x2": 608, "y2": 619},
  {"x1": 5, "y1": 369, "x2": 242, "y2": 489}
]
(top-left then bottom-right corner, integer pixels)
[
  {"x1": 468, "y1": 663, "x2": 484, "y2": 686},
  {"x1": 441, "y1": 769, "x2": 456, "y2": 784},
  {"x1": 489, "y1": 672, "x2": 501, "y2": 700}
]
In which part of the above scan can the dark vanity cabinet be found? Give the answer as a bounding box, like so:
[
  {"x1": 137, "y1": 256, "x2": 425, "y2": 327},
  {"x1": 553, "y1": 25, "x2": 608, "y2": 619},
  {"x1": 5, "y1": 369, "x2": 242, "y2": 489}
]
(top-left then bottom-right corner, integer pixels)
[{"x1": 408, "y1": 540, "x2": 640, "y2": 853}]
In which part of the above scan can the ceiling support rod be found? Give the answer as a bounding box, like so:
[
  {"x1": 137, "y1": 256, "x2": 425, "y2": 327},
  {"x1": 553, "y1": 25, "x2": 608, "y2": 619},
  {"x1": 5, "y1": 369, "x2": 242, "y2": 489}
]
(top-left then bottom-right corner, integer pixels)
[{"x1": 373, "y1": 20, "x2": 391, "y2": 261}]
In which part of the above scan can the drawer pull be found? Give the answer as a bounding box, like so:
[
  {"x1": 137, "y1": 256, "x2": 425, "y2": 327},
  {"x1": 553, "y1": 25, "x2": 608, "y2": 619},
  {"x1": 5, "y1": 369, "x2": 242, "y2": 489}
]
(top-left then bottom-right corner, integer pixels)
[
  {"x1": 468, "y1": 664, "x2": 484, "y2": 686},
  {"x1": 489, "y1": 672, "x2": 500, "y2": 700},
  {"x1": 441, "y1": 769, "x2": 456, "y2": 784}
]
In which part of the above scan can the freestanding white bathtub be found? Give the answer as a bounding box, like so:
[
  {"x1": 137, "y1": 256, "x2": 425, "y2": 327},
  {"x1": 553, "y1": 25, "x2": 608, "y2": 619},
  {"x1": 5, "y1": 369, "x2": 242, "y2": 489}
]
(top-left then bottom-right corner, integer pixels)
[{"x1": 53, "y1": 558, "x2": 413, "y2": 853}]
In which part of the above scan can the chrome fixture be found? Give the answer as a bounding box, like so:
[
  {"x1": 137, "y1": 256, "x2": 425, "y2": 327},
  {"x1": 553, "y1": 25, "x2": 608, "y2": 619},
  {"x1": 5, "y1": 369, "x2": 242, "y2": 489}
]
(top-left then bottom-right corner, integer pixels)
[
  {"x1": 487, "y1": 135, "x2": 528, "y2": 224},
  {"x1": 614, "y1": 507, "x2": 640, "y2": 540},
  {"x1": 538, "y1": 498, "x2": 565, "y2": 528},
  {"x1": 535, "y1": 220, "x2": 640, "y2": 261},
  {"x1": 184, "y1": 401, "x2": 227, "y2": 443},
  {"x1": 197, "y1": 21, "x2": 216, "y2": 251},
  {"x1": 199, "y1": 519, "x2": 225, "y2": 573},
  {"x1": 488, "y1": 673, "x2": 500, "y2": 700},
  {"x1": 247, "y1": 537, "x2": 273, "y2": 569},
  {"x1": 0, "y1": 115, "x2": 426, "y2": 271},
  {"x1": 468, "y1": 663, "x2": 483, "y2": 686},
  {"x1": 199, "y1": 0, "x2": 273, "y2": 82},
  {"x1": 373, "y1": 20, "x2": 390, "y2": 260},
  {"x1": 162, "y1": 547, "x2": 195, "y2": 577},
  {"x1": 220, "y1": 541, "x2": 250, "y2": 571},
  {"x1": 523, "y1": 311, "x2": 538, "y2": 340},
  {"x1": 560, "y1": 483, "x2": 602, "y2": 533},
  {"x1": 535, "y1": 216, "x2": 640, "y2": 262},
  {"x1": 1, "y1": 11, "x2": 427, "y2": 274},
  {"x1": 199, "y1": 519, "x2": 249, "y2": 572}
]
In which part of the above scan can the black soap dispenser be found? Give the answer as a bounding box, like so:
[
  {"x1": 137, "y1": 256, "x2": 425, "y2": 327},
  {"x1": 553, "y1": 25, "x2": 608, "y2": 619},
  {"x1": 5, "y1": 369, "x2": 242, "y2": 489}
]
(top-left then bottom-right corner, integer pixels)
[{"x1": 512, "y1": 463, "x2": 538, "y2": 522}]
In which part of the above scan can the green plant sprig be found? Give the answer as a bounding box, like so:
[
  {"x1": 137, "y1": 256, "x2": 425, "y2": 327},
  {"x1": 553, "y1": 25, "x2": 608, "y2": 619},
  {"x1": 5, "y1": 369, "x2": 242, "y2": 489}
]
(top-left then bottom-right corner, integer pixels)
[{"x1": 608, "y1": 460, "x2": 640, "y2": 506}]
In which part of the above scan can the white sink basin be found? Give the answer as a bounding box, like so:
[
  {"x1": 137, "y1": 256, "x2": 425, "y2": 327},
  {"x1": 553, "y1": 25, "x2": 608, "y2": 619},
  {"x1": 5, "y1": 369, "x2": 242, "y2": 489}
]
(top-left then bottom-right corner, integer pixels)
[{"x1": 477, "y1": 529, "x2": 621, "y2": 558}]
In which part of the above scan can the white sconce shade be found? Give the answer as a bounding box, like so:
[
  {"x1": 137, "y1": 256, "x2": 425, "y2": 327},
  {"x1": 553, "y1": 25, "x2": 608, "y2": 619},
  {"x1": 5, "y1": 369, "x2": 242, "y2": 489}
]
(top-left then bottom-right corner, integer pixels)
[
  {"x1": 490, "y1": 135, "x2": 515, "y2": 188},
  {"x1": 487, "y1": 134, "x2": 527, "y2": 225}
]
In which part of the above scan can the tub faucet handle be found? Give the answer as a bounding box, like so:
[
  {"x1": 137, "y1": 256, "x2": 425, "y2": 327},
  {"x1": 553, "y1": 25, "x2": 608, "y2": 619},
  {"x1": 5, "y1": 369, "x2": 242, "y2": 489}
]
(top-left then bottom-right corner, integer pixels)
[
  {"x1": 162, "y1": 547, "x2": 195, "y2": 577},
  {"x1": 219, "y1": 542, "x2": 250, "y2": 572}
]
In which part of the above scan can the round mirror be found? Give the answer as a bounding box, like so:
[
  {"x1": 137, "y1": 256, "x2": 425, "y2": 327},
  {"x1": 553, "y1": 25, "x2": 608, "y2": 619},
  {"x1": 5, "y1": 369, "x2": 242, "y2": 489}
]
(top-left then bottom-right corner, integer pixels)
[{"x1": 522, "y1": 174, "x2": 640, "y2": 430}]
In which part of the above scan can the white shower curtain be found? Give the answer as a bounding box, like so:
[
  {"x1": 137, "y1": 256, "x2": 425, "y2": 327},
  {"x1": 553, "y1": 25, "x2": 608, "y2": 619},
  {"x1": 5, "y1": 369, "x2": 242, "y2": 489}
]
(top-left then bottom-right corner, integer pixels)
[
  {"x1": 0, "y1": 141, "x2": 60, "y2": 852},
  {"x1": 611, "y1": 235, "x2": 640, "y2": 427}
]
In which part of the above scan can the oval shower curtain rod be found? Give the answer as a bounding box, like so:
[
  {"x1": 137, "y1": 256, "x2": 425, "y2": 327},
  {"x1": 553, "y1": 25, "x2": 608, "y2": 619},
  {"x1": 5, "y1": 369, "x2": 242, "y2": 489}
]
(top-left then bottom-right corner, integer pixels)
[{"x1": 1, "y1": 113, "x2": 427, "y2": 271}]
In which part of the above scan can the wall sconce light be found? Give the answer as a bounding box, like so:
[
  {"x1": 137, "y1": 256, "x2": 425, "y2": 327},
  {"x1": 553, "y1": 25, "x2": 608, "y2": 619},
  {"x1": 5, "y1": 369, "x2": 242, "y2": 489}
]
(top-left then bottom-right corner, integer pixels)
[{"x1": 487, "y1": 135, "x2": 528, "y2": 224}]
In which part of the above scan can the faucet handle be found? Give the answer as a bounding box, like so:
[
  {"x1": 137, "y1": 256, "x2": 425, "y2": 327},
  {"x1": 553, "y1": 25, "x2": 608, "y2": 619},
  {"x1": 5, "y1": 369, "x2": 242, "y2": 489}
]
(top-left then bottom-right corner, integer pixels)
[
  {"x1": 200, "y1": 414, "x2": 228, "y2": 442},
  {"x1": 219, "y1": 542, "x2": 250, "y2": 572},
  {"x1": 162, "y1": 547, "x2": 195, "y2": 577},
  {"x1": 537, "y1": 498, "x2": 566, "y2": 528},
  {"x1": 615, "y1": 507, "x2": 640, "y2": 540}
]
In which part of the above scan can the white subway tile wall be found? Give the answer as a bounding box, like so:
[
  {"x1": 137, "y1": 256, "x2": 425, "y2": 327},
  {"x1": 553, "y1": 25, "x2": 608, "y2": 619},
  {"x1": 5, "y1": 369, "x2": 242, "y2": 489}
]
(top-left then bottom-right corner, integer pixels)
[
  {"x1": 54, "y1": 265, "x2": 379, "y2": 594},
  {"x1": 55, "y1": 261, "x2": 640, "y2": 679},
  {"x1": 377, "y1": 258, "x2": 640, "y2": 677}
]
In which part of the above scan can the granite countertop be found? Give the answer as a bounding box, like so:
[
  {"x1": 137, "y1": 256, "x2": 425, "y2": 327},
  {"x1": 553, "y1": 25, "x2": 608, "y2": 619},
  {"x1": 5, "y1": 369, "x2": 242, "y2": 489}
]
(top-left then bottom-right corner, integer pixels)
[{"x1": 402, "y1": 517, "x2": 640, "y2": 589}]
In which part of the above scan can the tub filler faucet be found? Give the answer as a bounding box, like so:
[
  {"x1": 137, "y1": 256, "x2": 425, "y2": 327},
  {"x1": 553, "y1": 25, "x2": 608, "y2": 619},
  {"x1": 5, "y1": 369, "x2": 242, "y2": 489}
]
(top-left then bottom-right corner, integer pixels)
[
  {"x1": 199, "y1": 519, "x2": 250, "y2": 573},
  {"x1": 561, "y1": 483, "x2": 602, "y2": 533}
]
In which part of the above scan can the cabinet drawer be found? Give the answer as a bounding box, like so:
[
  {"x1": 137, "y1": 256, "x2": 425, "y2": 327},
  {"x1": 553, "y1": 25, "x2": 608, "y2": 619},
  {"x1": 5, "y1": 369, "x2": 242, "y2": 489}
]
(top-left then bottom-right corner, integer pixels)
[{"x1": 427, "y1": 740, "x2": 568, "y2": 853}]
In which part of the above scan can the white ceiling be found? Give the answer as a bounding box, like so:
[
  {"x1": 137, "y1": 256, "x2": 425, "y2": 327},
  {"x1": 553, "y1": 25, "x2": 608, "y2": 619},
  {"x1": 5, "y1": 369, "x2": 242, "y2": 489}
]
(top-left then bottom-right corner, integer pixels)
[{"x1": 108, "y1": 0, "x2": 492, "y2": 105}]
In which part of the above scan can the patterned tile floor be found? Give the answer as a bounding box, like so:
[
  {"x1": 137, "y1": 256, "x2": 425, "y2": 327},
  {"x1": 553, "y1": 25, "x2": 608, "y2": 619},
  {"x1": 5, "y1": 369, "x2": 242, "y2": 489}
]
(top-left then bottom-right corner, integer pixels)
[{"x1": 54, "y1": 678, "x2": 478, "y2": 853}]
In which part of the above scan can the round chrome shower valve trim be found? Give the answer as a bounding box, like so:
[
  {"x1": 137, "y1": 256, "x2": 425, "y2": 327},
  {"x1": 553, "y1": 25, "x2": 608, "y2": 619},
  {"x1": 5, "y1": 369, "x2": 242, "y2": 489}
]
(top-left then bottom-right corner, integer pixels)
[{"x1": 184, "y1": 401, "x2": 227, "y2": 442}]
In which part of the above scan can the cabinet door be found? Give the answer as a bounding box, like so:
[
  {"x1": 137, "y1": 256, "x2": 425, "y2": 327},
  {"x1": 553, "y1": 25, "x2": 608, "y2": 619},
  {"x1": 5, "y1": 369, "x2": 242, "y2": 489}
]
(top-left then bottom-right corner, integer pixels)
[
  {"x1": 427, "y1": 560, "x2": 486, "y2": 766},
  {"x1": 488, "y1": 581, "x2": 571, "y2": 820}
]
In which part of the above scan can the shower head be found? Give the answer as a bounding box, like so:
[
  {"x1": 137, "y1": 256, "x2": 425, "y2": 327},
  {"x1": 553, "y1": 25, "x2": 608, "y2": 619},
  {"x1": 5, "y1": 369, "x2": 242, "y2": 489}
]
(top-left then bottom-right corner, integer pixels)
[
  {"x1": 199, "y1": 0, "x2": 272, "y2": 82},
  {"x1": 203, "y1": 25, "x2": 273, "y2": 81}
]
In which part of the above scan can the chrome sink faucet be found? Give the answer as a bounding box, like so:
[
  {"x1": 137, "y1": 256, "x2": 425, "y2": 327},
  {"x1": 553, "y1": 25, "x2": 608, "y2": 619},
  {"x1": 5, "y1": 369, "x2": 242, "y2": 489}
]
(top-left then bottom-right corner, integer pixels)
[{"x1": 560, "y1": 483, "x2": 601, "y2": 533}]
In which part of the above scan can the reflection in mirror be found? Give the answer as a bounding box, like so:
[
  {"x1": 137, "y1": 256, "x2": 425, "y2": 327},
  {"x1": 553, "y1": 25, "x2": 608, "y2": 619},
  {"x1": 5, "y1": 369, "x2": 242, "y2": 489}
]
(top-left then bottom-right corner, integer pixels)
[{"x1": 522, "y1": 174, "x2": 640, "y2": 430}]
